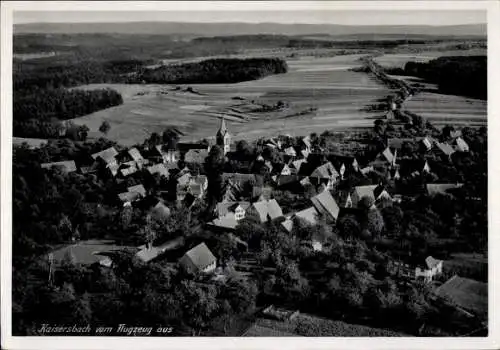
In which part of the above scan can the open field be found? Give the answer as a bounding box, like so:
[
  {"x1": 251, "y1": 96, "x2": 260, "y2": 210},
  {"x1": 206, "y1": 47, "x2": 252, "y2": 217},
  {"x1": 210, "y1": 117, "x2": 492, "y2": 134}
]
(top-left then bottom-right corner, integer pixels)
[
  {"x1": 70, "y1": 54, "x2": 392, "y2": 146},
  {"x1": 69, "y1": 49, "x2": 487, "y2": 146},
  {"x1": 374, "y1": 49, "x2": 487, "y2": 69},
  {"x1": 402, "y1": 92, "x2": 487, "y2": 127}
]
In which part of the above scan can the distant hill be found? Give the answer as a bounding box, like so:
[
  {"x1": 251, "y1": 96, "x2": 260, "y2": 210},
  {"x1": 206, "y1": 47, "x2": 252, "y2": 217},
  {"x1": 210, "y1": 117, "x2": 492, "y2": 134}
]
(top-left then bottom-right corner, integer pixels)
[{"x1": 14, "y1": 22, "x2": 487, "y2": 37}]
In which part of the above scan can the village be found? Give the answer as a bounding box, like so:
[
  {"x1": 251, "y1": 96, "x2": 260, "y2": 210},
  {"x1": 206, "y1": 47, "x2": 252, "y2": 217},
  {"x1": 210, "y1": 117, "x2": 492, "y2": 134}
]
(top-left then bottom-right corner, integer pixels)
[{"x1": 28, "y1": 103, "x2": 487, "y2": 336}]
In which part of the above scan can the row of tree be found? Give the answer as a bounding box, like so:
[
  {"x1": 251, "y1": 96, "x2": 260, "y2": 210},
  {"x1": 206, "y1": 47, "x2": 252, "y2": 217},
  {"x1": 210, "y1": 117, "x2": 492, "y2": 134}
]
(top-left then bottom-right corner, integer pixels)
[
  {"x1": 398, "y1": 56, "x2": 486, "y2": 100},
  {"x1": 133, "y1": 58, "x2": 288, "y2": 84}
]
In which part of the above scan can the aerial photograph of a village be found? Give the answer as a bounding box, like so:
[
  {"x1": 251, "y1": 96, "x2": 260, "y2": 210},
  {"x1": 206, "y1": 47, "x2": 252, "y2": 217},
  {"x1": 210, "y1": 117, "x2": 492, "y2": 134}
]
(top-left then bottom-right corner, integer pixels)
[{"x1": 6, "y1": 4, "x2": 488, "y2": 340}]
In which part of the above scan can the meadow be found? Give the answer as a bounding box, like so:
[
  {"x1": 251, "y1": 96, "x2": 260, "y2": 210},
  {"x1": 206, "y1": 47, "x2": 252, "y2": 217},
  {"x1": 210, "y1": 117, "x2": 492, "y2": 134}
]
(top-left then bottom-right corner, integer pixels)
[
  {"x1": 71, "y1": 54, "x2": 392, "y2": 146},
  {"x1": 68, "y1": 49, "x2": 487, "y2": 146},
  {"x1": 373, "y1": 49, "x2": 487, "y2": 69}
]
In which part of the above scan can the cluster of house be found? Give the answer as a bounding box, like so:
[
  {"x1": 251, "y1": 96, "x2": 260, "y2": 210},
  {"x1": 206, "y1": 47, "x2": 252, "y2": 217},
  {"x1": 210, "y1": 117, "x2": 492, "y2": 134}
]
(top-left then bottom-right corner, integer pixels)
[{"x1": 40, "y1": 116, "x2": 471, "y2": 285}]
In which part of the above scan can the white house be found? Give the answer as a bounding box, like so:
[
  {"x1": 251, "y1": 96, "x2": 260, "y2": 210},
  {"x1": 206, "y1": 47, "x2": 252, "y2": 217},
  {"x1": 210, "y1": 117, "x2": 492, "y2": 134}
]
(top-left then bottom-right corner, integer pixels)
[{"x1": 179, "y1": 243, "x2": 217, "y2": 274}]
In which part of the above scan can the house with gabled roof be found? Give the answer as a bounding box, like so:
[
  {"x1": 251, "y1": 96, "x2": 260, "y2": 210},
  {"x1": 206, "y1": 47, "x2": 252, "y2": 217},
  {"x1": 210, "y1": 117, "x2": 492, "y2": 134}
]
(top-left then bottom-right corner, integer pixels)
[
  {"x1": 118, "y1": 184, "x2": 147, "y2": 203},
  {"x1": 284, "y1": 146, "x2": 297, "y2": 157},
  {"x1": 351, "y1": 184, "x2": 391, "y2": 208},
  {"x1": 290, "y1": 159, "x2": 306, "y2": 174},
  {"x1": 41, "y1": 160, "x2": 77, "y2": 173},
  {"x1": 179, "y1": 243, "x2": 217, "y2": 274},
  {"x1": 91, "y1": 147, "x2": 118, "y2": 165},
  {"x1": 301, "y1": 136, "x2": 312, "y2": 153},
  {"x1": 310, "y1": 190, "x2": 340, "y2": 222},
  {"x1": 435, "y1": 142, "x2": 455, "y2": 159},
  {"x1": 454, "y1": 137, "x2": 470, "y2": 152},
  {"x1": 281, "y1": 207, "x2": 319, "y2": 233},
  {"x1": 251, "y1": 199, "x2": 284, "y2": 223},
  {"x1": 309, "y1": 162, "x2": 339, "y2": 190},
  {"x1": 214, "y1": 201, "x2": 251, "y2": 225}
]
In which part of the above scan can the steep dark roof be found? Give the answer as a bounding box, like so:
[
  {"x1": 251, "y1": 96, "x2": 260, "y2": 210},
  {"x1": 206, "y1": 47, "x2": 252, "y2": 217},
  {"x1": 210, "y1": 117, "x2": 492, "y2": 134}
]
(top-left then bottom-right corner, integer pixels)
[
  {"x1": 217, "y1": 116, "x2": 229, "y2": 138},
  {"x1": 310, "y1": 162, "x2": 339, "y2": 179}
]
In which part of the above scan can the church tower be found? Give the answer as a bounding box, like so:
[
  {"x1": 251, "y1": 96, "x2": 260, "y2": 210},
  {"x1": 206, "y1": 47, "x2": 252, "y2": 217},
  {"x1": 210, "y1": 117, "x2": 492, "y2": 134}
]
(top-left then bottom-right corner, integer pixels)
[{"x1": 216, "y1": 116, "x2": 231, "y2": 154}]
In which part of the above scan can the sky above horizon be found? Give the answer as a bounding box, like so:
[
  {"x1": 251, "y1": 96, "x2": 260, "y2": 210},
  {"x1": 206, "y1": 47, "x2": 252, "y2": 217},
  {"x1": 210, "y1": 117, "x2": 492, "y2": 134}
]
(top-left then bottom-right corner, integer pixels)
[{"x1": 14, "y1": 10, "x2": 486, "y2": 26}]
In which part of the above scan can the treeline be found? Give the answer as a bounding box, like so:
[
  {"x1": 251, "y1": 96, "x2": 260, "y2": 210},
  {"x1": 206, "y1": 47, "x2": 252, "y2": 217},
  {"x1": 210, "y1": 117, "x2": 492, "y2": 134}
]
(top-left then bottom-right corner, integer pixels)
[
  {"x1": 15, "y1": 88, "x2": 123, "y2": 122},
  {"x1": 133, "y1": 58, "x2": 288, "y2": 84},
  {"x1": 14, "y1": 59, "x2": 150, "y2": 94},
  {"x1": 13, "y1": 53, "x2": 141, "y2": 138},
  {"x1": 396, "y1": 56, "x2": 486, "y2": 100},
  {"x1": 13, "y1": 88, "x2": 122, "y2": 139}
]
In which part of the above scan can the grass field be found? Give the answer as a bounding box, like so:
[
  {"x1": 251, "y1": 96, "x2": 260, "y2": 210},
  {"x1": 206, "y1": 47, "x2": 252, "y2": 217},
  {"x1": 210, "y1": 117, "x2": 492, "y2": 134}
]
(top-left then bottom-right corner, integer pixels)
[
  {"x1": 251, "y1": 313, "x2": 405, "y2": 336},
  {"x1": 373, "y1": 49, "x2": 487, "y2": 69},
  {"x1": 402, "y1": 92, "x2": 487, "y2": 127},
  {"x1": 375, "y1": 50, "x2": 487, "y2": 126},
  {"x1": 70, "y1": 54, "x2": 392, "y2": 146},
  {"x1": 69, "y1": 49, "x2": 487, "y2": 146}
]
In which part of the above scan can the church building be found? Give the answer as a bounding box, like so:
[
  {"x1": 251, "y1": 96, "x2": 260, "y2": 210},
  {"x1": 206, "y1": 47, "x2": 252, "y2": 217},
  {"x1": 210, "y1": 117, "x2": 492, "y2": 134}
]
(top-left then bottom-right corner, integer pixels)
[{"x1": 216, "y1": 116, "x2": 231, "y2": 154}]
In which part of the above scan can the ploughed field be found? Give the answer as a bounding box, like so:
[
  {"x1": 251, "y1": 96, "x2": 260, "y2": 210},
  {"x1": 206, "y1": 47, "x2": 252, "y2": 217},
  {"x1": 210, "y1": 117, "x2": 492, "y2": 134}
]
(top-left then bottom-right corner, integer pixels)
[
  {"x1": 70, "y1": 50, "x2": 486, "y2": 146},
  {"x1": 402, "y1": 93, "x2": 487, "y2": 127},
  {"x1": 70, "y1": 54, "x2": 393, "y2": 146}
]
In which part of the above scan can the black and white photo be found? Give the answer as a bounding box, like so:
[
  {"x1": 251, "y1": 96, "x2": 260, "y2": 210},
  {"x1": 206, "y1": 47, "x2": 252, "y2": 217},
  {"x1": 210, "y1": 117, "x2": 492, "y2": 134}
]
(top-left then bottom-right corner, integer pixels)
[{"x1": 1, "y1": 1, "x2": 498, "y2": 349}]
